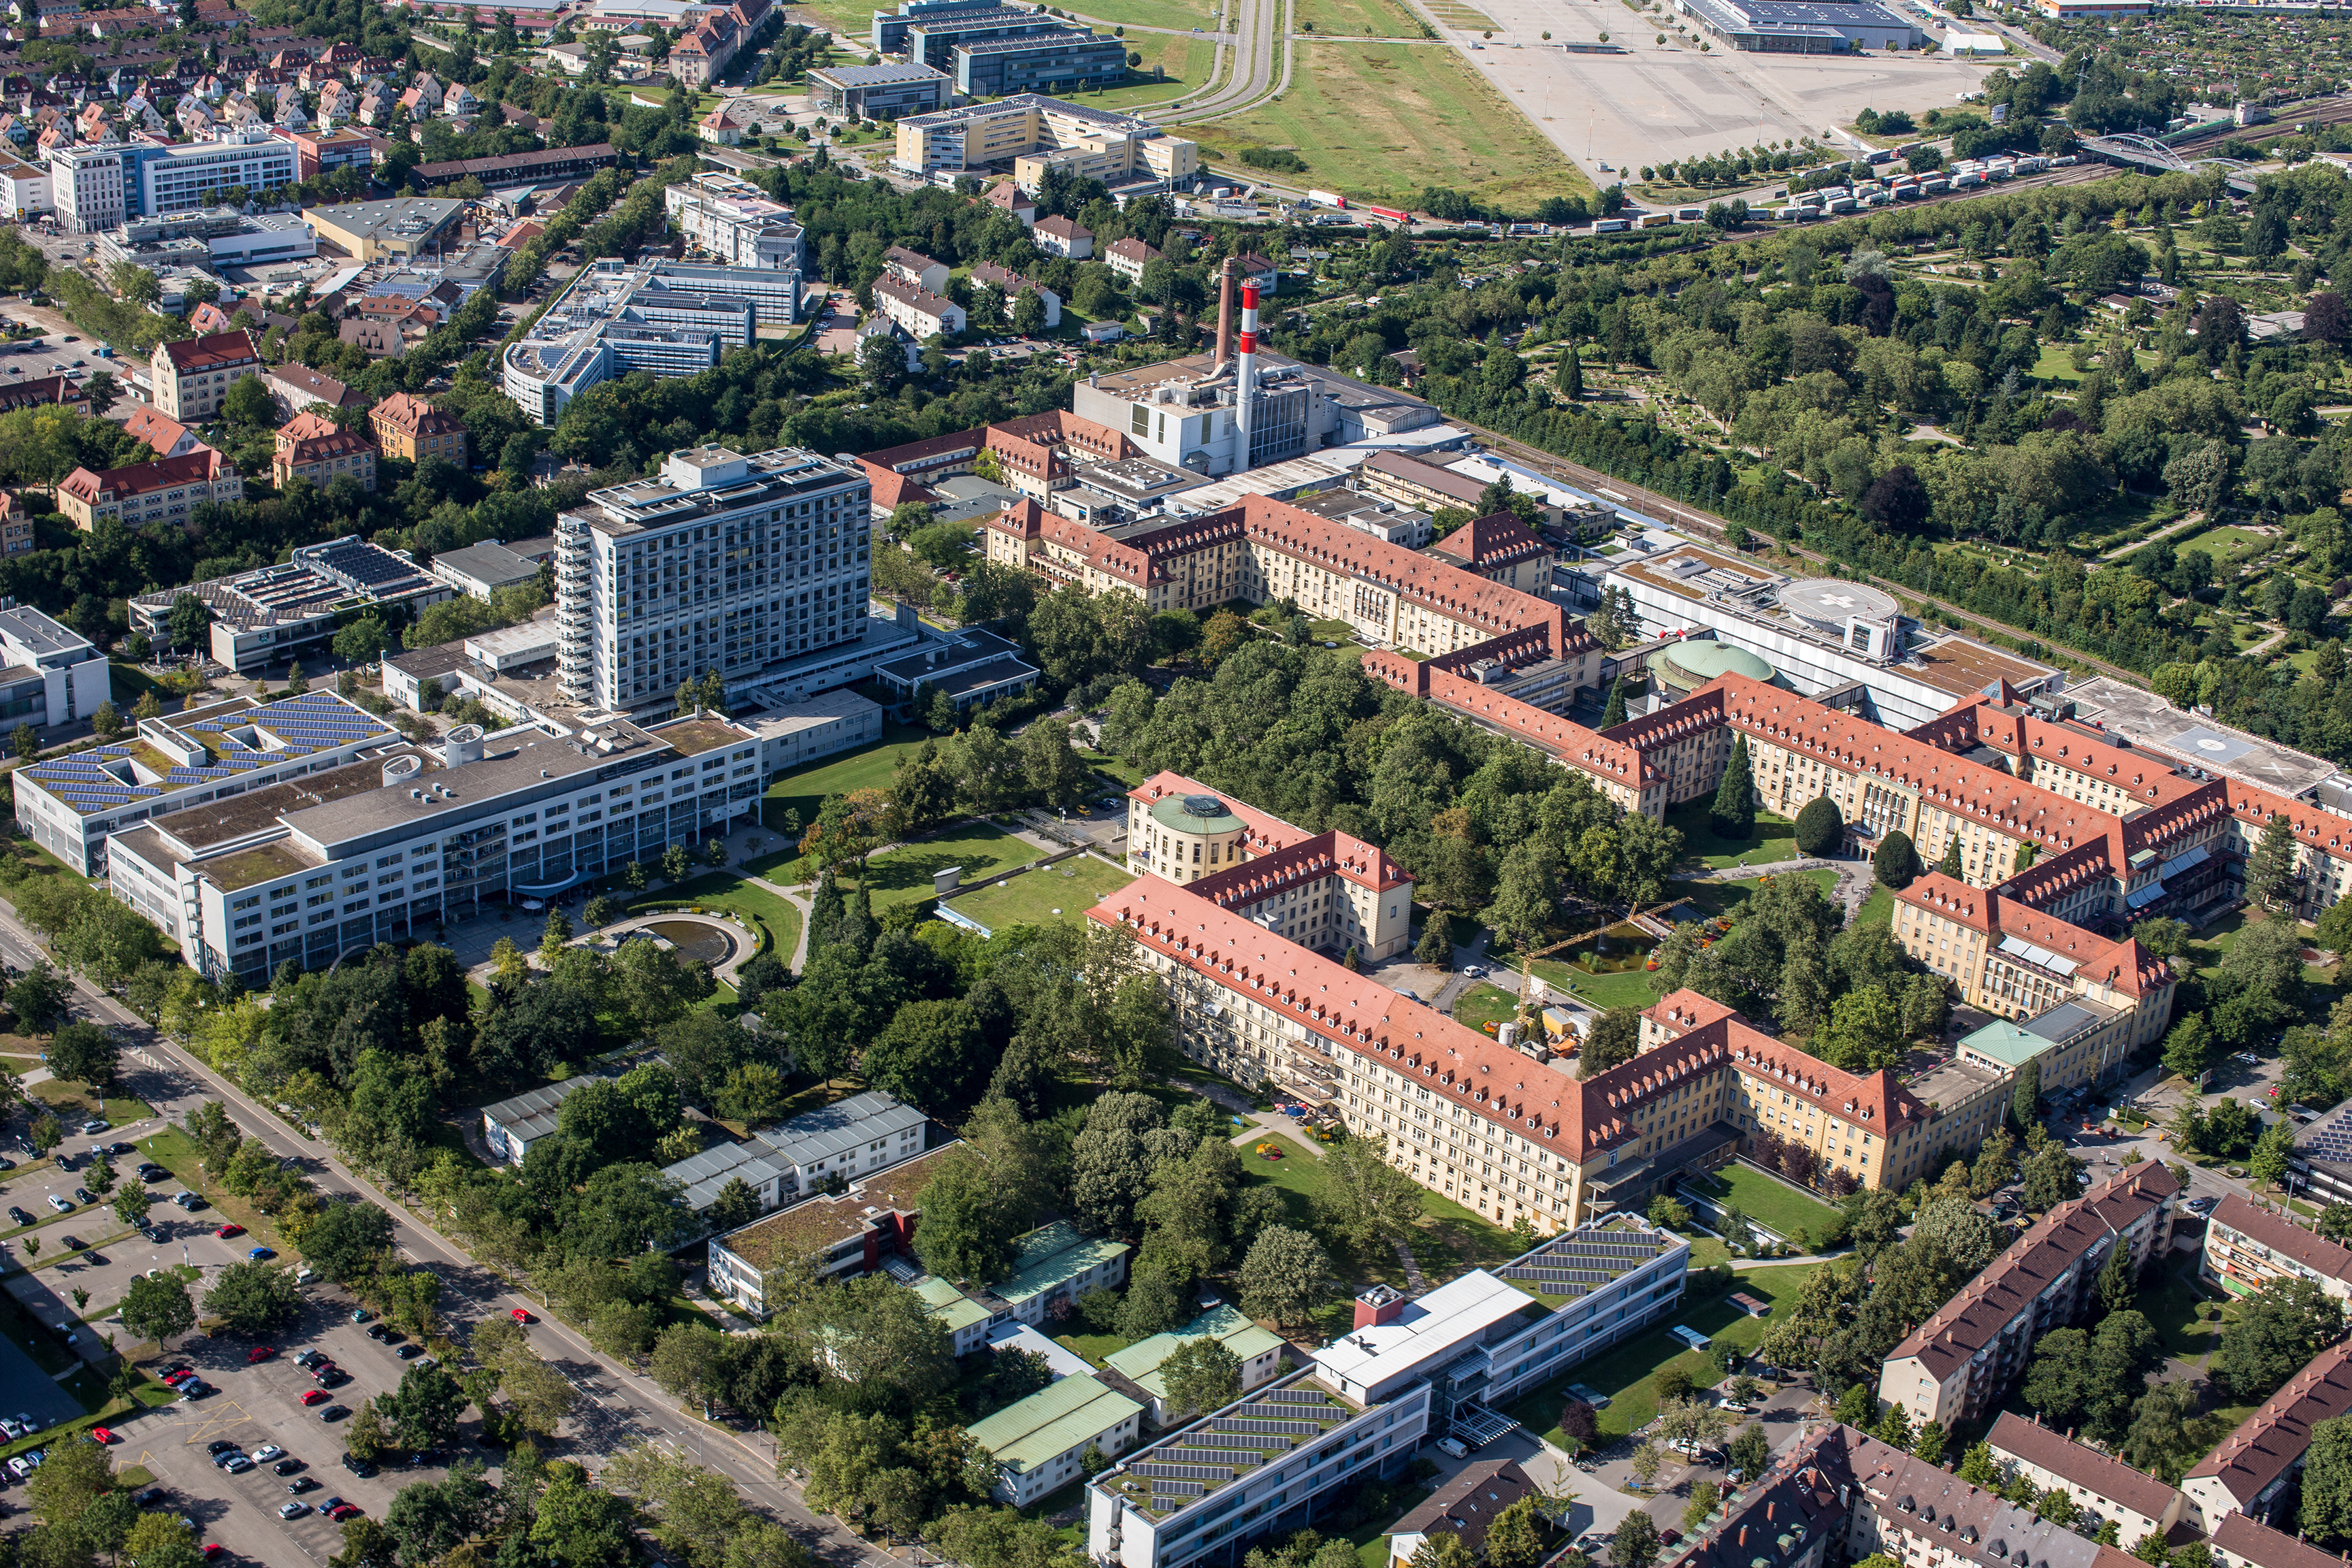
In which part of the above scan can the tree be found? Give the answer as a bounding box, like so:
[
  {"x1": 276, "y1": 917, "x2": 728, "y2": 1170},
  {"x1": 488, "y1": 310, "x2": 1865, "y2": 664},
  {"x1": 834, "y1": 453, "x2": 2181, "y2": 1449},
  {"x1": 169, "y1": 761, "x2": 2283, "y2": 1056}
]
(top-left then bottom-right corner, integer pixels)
[
  {"x1": 864, "y1": 999, "x2": 992, "y2": 1118},
  {"x1": 910, "y1": 1144, "x2": 1020, "y2": 1288},
  {"x1": 1160, "y1": 1335, "x2": 1243, "y2": 1418},
  {"x1": 125, "y1": 1514, "x2": 203, "y2": 1568},
  {"x1": 1416, "y1": 919, "x2": 1452, "y2": 967},
  {"x1": 120, "y1": 1269, "x2": 195, "y2": 1346},
  {"x1": 2021, "y1": 1138, "x2": 2081, "y2": 1211},
  {"x1": 1311, "y1": 1136, "x2": 1426, "y2": 1256},
  {"x1": 9, "y1": 960, "x2": 69, "y2": 1036},
  {"x1": 1600, "y1": 672, "x2": 1629, "y2": 729},
  {"x1": 1936, "y1": 836, "x2": 1963, "y2": 879},
  {"x1": 1795, "y1": 796, "x2": 1843, "y2": 857},
  {"x1": 380, "y1": 1362, "x2": 468, "y2": 1450},
  {"x1": 1488, "y1": 1498, "x2": 1547, "y2": 1568},
  {"x1": 1613, "y1": 1509, "x2": 1660, "y2": 1568},
  {"x1": 1556, "y1": 340, "x2": 1584, "y2": 400},
  {"x1": 1728, "y1": 1423, "x2": 1770, "y2": 1480},
  {"x1": 1873, "y1": 831, "x2": 1918, "y2": 889},
  {"x1": 1238, "y1": 1224, "x2": 1334, "y2": 1326},
  {"x1": 2253, "y1": 1121, "x2": 2296, "y2": 1190},
  {"x1": 1876, "y1": 1403, "x2": 1914, "y2": 1452},
  {"x1": 1580, "y1": 1007, "x2": 1642, "y2": 1077},
  {"x1": 203, "y1": 1260, "x2": 303, "y2": 1334},
  {"x1": 2304, "y1": 1416, "x2": 2352, "y2": 1548},
  {"x1": 299, "y1": 1201, "x2": 397, "y2": 1284},
  {"x1": 1712, "y1": 737, "x2": 1755, "y2": 840},
  {"x1": 1680, "y1": 1484, "x2": 1721, "y2": 1537},
  {"x1": 2247, "y1": 816, "x2": 2301, "y2": 911},
  {"x1": 2163, "y1": 1016, "x2": 2215, "y2": 1084},
  {"x1": 46, "y1": 1019, "x2": 117, "y2": 1091},
  {"x1": 111, "y1": 1184, "x2": 152, "y2": 1229},
  {"x1": 1913, "y1": 1420, "x2": 1947, "y2": 1467},
  {"x1": 2219, "y1": 1277, "x2": 2345, "y2": 1401},
  {"x1": 2012, "y1": 1058, "x2": 2042, "y2": 1131}
]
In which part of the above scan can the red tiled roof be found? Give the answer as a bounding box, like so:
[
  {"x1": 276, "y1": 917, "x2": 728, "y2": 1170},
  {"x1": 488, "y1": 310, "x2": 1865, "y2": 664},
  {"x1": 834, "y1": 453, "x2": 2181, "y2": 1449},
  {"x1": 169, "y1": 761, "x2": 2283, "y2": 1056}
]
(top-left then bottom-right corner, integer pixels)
[
  {"x1": 1431, "y1": 510, "x2": 1546, "y2": 569},
  {"x1": 158, "y1": 330, "x2": 257, "y2": 372},
  {"x1": 2210, "y1": 1195, "x2": 2352, "y2": 1285},
  {"x1": 2187, "y1": 1336, "x2": 2352, "y2": 1506},
  {"x1": 59, "y1": 448, "x2": 235, "y2": 503},
  {"x1": 370, "y1": 392, "x2": 461, "y2": 440},
  {"x1": 1985, "y1": 1413, "x2": 2184, "y2": 1523},
  {"x1": 2212, "y1": 1512, "x2": 2352, "y2": 1568}
]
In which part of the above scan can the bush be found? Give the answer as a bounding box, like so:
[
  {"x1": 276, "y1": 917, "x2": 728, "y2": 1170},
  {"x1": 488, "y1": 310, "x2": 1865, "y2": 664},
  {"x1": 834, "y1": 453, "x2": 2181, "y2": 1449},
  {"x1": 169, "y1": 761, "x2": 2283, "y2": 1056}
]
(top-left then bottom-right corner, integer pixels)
[{"x1": 1238, "y1": 146, "x2": 1309, "y2": 174}]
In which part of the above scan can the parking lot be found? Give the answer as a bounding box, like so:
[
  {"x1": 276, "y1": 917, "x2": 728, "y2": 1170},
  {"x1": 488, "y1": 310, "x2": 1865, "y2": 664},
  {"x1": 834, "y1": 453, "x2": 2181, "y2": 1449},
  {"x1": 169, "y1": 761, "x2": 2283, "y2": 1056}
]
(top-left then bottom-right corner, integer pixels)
[{"x1": 49, "y1": 1284, "x2": 485, "y2": 1568}]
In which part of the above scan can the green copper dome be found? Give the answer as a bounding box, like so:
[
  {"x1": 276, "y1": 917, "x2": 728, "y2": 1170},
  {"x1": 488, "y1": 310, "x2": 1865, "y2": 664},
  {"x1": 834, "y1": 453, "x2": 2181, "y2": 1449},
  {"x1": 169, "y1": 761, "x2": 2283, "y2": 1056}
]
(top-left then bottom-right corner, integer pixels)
[
  {"x1": 1151, "y1": 793, "x2": 1245, "y2": 834},
  {"x1": 1656, "y1": 640, "x2": 1776, "y2": 687}
]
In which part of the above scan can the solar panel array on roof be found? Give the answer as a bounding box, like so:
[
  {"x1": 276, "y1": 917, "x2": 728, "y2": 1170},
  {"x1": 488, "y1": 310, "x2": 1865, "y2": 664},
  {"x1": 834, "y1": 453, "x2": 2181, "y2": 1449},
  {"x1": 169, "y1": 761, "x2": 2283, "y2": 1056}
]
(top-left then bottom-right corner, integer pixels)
[
  {"x1": 1135, "y1": 1463, "x2": 1231, "y2": 1482},
  {"x1": 1213, "y1": 1416, "x2": 1323, "y2": 1436},
  {"x1": 21, "y1": 691, "x2": 393, "y2": 818},
  {"x1": 1188, "y1": 1431, "x2": 1292, "y2": 1450},
  {"x1": 1150, "y1": 1479, "x2": 1209, "y2": 1497},
  {"x1": 1260, "y1": 1388, "x2": 1330, "y2": 1406}
]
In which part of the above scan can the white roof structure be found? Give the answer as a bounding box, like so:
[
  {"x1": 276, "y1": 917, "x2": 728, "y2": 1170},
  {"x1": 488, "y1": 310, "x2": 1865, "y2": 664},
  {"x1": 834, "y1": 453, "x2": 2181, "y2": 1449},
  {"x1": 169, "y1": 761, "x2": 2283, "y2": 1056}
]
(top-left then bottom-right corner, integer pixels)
[{"x1": 1312, "y1": 1271, "x2": 1535, "y2": 1403}]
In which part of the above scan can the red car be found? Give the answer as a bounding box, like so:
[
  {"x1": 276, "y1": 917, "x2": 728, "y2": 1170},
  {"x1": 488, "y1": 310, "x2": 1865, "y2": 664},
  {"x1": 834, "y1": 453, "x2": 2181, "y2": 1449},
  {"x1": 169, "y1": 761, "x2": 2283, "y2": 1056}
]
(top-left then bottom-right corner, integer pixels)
[
  {"x1": 247, "y1": 1346, "x2": 276, "y2": 1364},
  {"x1": 327, "y1": 1505, "x2": 361, "y2": 1522},
  {"x1": 88, "y1": 1428, "x2": 114, "y2": 1444},
  {"x1": 299, "y1": 1390, "x2": 330, "y2": 1407},
  {"x1": 509, "y1": 1309, "x2": 532, "y2": 1324},
  {"x1": 160, "y1": 1369, "x2": 195, "y2": 1386},
  {"x1": 201, "y1": 1548, "x2": 223, "y2": 1560},
  {"x1": 214, "y1": 1224, "x2": 244, "y2": 1239}
]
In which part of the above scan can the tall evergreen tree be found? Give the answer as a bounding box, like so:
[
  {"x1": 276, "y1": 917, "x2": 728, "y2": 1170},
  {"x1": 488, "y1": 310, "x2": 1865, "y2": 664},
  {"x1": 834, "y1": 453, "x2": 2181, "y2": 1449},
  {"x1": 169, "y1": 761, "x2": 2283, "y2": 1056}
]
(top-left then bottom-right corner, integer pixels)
[
  {"x1": 1601, "y1": 672, "x2": 1629, "y2": 728},
  {"x1": 1556, "y1": 341, "x2": 1583, "y2": 400},
  {"x1": 1711, "y1": 736, "x2": 1755, "y2": 841},
  {"x1": 808, "y1": 868, "x2": 844, "y2": 956},
  {"x1": 2247, "y1": 816, "x2": 2300, "y2": 911},
  {"x1": 1937, "y1": 836, "x2": 1964, "y2": 879}
]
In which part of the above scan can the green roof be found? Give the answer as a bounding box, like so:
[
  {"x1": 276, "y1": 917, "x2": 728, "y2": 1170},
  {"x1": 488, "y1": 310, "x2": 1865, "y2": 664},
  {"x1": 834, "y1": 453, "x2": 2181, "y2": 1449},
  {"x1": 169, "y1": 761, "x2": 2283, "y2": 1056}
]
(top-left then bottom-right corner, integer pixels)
[
  {"x1": 993, "y1": 1221, "x2": 1130, "y2": 1309},
  {"x1": 1149, "y1": 793, "x2": 1245, "y2": 834},
  {"x1": 913, "y1": 1274, "x2": 990, "y2": 1335},
  {"x1": 1958, "y1": 1019, "x2": 2047, "y2": 1068},
  {"x1": 966, "y1": 1374, "x2": 1140, "y2": 1473},
  {"x1": 1102, "y1": 1304, "x2": 1287, "y2": 1401}
]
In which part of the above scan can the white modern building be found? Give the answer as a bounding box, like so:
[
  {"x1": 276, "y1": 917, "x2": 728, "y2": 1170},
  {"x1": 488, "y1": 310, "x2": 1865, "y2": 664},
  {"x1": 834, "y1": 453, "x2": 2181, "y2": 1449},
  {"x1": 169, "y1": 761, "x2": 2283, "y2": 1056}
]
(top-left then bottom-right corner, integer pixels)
[
  {"x1": 659, "y1": 1089, "x2": 928, "y2": 1220},
  {"x1": 553, "y1": 445, "x2": 872, "y2": 717},
  {"x1": 663, "y1": 171, "x2": 805, "y2": 272},
  {"x1": 134, "y1": 126, "x2": 299, "y2": 217},
  {"x1": 128, "y1": 536, "x2": 452, "y2": 674},
  {"x1": 18, "y1": 689, "x2": 395, "y2": 878},
  {"x1": 51, "y1": 144, "x2": 125, "y2": 234},
  {"x1": 501, "y1": 258, "x2": 801, "y2": 425},
  {"x1": 0, "y1": 605, "x2": 111, "y2": 732},
  {"x1": 104, "y1": 708, "x2": 765, "y2": 987},
  {"x1": 480, "y1": 1076, "x2": 605, "y2": 1164},
  {"x1": 1086, "y1": 1221, "x2": 1688, "y2": 1568}
]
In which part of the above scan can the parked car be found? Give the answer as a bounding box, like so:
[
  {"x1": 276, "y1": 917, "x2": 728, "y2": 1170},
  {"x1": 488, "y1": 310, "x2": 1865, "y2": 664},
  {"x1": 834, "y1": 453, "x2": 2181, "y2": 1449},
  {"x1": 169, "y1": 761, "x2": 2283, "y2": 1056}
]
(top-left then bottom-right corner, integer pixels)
[
  {"x1": 248, "y1": 1247, "x2": 275, "y2": 1261},
  {"x1": 1435, "y1": 1437, "x2": 1469, "y2": 1459},
  {"x1": 509, "y1": 1309, "x2": 532, "y2": 1324},
  {"x1": 248, "y1": 1347, "x2": 276, "y2": 1364},
  {"x1": 279, "y1": 1503, "x2": 311, "y2": 1520},
  {"x1": 286, "y1": 1476, "x2": 316, "y2": 1492},
  {"x1": 275, "y1": 1461, "x2": 305, "y2": 1478},
  {"x1": 299, "y1": 1390, "x2": 330, "y2": 1408},
  {"x1": 253, "y1": 1446, "x2": 283, "y2": 1463},
  {"x1": 214, "y1": 1224, "x2": 244, "y2": 1239},
  {"x1": 395, "y1": 1344, "x2": 421, "y2": 1360},
  {"x1": 78, "y1": 1120, "x2": 107, "y2": 1134}
]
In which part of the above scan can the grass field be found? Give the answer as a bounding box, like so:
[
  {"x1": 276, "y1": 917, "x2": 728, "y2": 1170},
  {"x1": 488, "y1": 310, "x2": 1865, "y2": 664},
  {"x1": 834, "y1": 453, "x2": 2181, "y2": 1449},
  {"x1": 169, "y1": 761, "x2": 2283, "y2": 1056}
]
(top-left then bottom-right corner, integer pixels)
[
  {"x1": 1294, "y1": 0, "x2": 1424, "y2": 35},
  {"x1": 1686, "y1": 1164, "x2": 1840, "y2": 1245},
  {"x1": 1190, "y1": 42, "x2": 1586, "y2": 210},
  {"x1": 1665, "y1": 802, "x2": 1801, "y2": 870},
  {"x1": 1505, "y1": 1262, "x2": 1821, "y2": 1449},
  {"x1": 1083, "y1": 35, "x2": 1203, "y2": 109},
  {"x1": 1451, "y1": 981, "x2": 1520, "y2": 1036},
  {"x1": 857, "y1": 823, "x2": 1046, "y2": 908},
  {"x1": 1667, "y1": 869, "x2": 1838, "y2": 920},
  {"x1": 755, "y1": 723, "x2": 934, "y2": 851},
  {"x1": 29, "y1": 1081, "x2": 152, "y2": 1130},
  {"x1": 943, "y1": 853, "x2": 1134, "y2": 933},
  {"x1": 1067, "y1": 0, "x2": 1222, "y2": 29},
  {"x1": 1854, "y1": 881, "x2": 1893, "y2": 929},
  {"x1": 1526, "y1": 960, "x2": 1660, "y2": 1011},
  {"x1": 2168, "y1": 524, "x2": 2274, "y2": 568}
]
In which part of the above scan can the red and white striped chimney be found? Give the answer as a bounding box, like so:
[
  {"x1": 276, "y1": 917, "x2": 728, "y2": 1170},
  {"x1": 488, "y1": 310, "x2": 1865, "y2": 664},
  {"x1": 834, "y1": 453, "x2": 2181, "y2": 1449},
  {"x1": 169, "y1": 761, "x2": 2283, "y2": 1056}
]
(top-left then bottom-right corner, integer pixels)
[{"x1": 1235, "y1": 281, "x2": 1260, "y2": 468}]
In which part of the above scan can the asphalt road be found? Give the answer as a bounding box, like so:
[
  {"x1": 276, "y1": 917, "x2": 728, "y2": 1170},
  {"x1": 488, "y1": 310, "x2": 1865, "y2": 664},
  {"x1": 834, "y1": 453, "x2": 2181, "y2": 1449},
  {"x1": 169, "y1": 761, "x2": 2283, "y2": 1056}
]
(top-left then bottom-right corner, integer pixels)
[{"x1": 0, "y1": 896, "x2": 904, "y2": 1568}]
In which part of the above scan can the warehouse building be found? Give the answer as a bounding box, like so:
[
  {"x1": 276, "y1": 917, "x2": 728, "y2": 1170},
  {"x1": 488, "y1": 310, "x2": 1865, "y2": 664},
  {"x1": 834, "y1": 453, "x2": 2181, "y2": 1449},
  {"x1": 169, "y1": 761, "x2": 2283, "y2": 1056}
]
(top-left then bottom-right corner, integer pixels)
[{"x1": 1677, "y1": 0, "x2": 1922, "y2": 51}]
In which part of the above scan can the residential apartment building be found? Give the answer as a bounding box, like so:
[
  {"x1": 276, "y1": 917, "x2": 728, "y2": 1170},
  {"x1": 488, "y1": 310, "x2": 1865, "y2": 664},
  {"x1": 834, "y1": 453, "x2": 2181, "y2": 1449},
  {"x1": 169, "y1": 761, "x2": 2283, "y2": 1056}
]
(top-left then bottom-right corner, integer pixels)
[
  {"x1": 1032, "y1": 214, "x2": 1093, "y2": 259},
  {"x1": 370, "y1": 392, "x2": 468, "y2": 465},
  {"x1": 480, "y1": 1077, "x2": 601, "y2": 1164},
  {"x1": 706, "y1": 1142, "x2": 960, "y2": 1311},
  {"x1": 1382, "y1": 1460, "x2": 1536, "y2": 1568},
  {"x1": 1429, "y1": 511, "x2": 1551, "y2": 593},
  {"x1": 16, "y1": 689, "x2": 394, "y2": 876},
  {"x1": 263, "y1": 363, "x2": 365, "y2": 421},
  {"x1": 0, "y1": 149, "x2": 51, "y2": 216},
  {"x1": 1877, "y1": 1161, "x2": 2180, "y2": 1430},
  {"x1": 150, "y1": 330, "x2": 261, "y2": 423},
  {"x1": 2183, "y1": 1336, "x2": 2352, "y2": 1529},
  {"x1": 553, "y1": 445, "x2": 872, "y2": 716},
  {"x1": 2212, "y1": 1512, "x2": 2352, "y2": 1568},
  {"x1": 271, "y1": 411, "x2": 377, "y2": 491},
  {"x1": 104, "y1": 707, "x2": 765, "y2": 986},
  {"x1": 1106, "y1": 235, "x2": 1160, "y2": 282},
  {"x1": 0, "y1": 493, "x2": 31, "y2": 556},
  {"x1": 969, "y1": 260, "x2": 1061, "y2": 327},
  {"x1": 873, "y1": 274, "x2": 964, "y2": 339},
  {"x1": 57, "y1": 448, "x2": 242, "y2": 530},
  {"x1": 1673, "y1": 1424, "x2": 2153, "y2": 1568},
  {"x1": 1984, "y1": 1413, "x2": 2189, "y2": 1546},
  {"x1": 120, "y1": 405, "x2": 206, "y2": 460},
  {"x1": 50, "y1": 142, "x2": 123, "y2": 232},
  {"x1": 2200, "y1": 1195, "x2": 2352, "y2": 1302},
  {"x1": 969, "y1": 1374, "x2": 1142, "y2": 1506},
  {"x1": 286, "y1": 127, "x2": 373, "y2": 180},
  {"x1": 657, "y1": 1088, "x2": 927, "y2": 1221},
  {"x1": 1102, "y1": 1305, "x2": 1288, "y2": 1424},
  {"x1": 1089, "y1": 1222, "x2": 1686, "y2": 1568}
]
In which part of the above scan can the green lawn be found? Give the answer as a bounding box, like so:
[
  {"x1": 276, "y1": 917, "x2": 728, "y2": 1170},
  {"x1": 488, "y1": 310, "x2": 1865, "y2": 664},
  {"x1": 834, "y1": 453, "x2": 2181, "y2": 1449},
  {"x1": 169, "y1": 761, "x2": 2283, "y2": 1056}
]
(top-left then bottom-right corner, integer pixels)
[
  {"x1": 2168, "y1": 525, "x2": 2274, "y2": 568},
  {"x1": 755, "y1": 723, "x2": 935, "y2": 846},
  {"x1": 1666, "y1": 802, "x2": 1800, "y2": 870},
  {"x1": 1452, "y1": 981, "x2": 1521, "y2": 1036},
  {"x1": 1854, "y1": 881, "x2": 1893, "y2": 929},
  {"x1": 2143, "y1": 1258, "x2": 2230, "y2": 1367},
  {"x1": 1665, "y1": 869, "x2": 1839, "y2": 921},
  {"x1": 1526, "y1": 962, "x2": 1661, "y2": 1011},
  {"x1": 2028, "y1": 344, "x2": 2085, "y2": 383},
  {"x1": 942, "y1": 852, "x2": 1136, "y2": 934},
  {"x1": 1294, "y1": 0, "x2": 1424, "y2": 35},
  {"x1": 1504, "y1": 1262, "x2": 1821, "y2": 1449},
  {"x1": 864, "y1": 823, "x2": 1046, "y2": 908},
  {"x1": 1684, "y1": 1164, "x2": 1841, "y2": 1246},
  {"x1": 28, "y1": 1081, "x2": 153, "y2": 1128},
  {"x1": 1189, "y1": 41, "x2": 1590, "y2": 211}
]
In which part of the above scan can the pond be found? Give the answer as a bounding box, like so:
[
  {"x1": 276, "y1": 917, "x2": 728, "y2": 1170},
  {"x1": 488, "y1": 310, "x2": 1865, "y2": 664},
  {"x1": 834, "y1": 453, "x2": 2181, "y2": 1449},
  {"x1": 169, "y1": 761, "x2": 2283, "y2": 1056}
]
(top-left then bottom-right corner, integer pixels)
[
  {"x1": 1569, "y1": 923, "x2": 1657, "y2": 976},
  {"x1": 644, "y1": 919, "x2": 734, "y2": 966}
]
